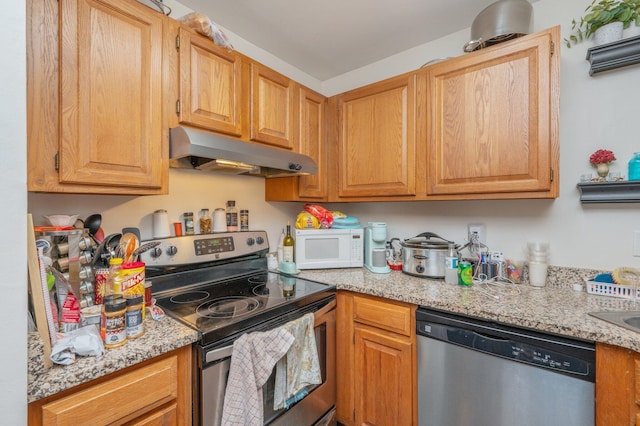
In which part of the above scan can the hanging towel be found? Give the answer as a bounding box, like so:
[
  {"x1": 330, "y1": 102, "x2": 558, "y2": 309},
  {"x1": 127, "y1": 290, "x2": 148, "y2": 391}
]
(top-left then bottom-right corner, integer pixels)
[
  {"x1": 222, "y1": 328, "x2": 294, "y2": 426},
  {"x1": 274, "y1": 313, "x2": 322, "y2": 410}
]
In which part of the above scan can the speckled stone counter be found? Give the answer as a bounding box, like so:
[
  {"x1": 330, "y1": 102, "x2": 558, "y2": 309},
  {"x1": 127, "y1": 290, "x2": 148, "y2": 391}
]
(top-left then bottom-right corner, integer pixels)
[
  {"x1": 297, "y1": 265, "x2": 640, "y2": 352},
  {"x1": 28, "y1": 315, "x2": 199, "y2": 403}
]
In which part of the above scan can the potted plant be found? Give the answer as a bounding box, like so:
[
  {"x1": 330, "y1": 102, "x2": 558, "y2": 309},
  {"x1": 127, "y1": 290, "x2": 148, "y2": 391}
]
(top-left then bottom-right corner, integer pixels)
[{"x1": 564, "y1": 0, "x2": 640, "y2": 47}]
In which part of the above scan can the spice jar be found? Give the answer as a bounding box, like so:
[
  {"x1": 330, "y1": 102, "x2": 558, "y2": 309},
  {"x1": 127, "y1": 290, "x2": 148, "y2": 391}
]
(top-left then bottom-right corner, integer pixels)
[
  {"x1": 240, "y1": 210, "x2": 249, "y2": 231},
  {"x1": 213, "y1": 208, "x2": 226, "y2": 232},
  {"x1": 125, "y1": 295, "x2": 144, "y2": 339},
  {"x1": 184, "y1": 212, "x2": 195, "y2": 235},
  {"x1": 104, "y1": 297, "x2": 127, "y2": 348},
  {"x1": 199, "y1": 208, "x2": 212, "y2": 234},
  {"x1": 226, "y1": 201, "x2": 238, "y2": 232}
]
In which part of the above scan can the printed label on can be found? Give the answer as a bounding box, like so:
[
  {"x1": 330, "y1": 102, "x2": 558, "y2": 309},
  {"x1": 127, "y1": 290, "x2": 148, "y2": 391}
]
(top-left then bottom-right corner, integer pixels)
[
  {"x1": 458, "y1": 261, "x2": 473, "y2": 286},
  {"x1": 105, "y1": 314, "x2": 126, "y2": 347},
  {"x1": 126, "y1": 308, "x2": 144, "y2": 338}
]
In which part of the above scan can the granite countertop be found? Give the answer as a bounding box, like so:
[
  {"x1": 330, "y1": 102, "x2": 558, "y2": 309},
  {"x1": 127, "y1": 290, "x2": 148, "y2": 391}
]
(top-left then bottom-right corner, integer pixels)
[
  {"x1": 29, "y1": 264, "x2": 640, "y2": 403},
  {"x1": 297, "y1": 266, "x2": 640, "y2": 352},
  {"x1": 28, "y1": 315, "x2": 199, "y2": 403}
]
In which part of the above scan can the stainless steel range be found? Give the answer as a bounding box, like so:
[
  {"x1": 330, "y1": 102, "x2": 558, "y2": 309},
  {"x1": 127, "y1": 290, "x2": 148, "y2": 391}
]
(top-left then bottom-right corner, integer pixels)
[{"x1": 140, "y1": 231, "x2": 336, "y2": 426}]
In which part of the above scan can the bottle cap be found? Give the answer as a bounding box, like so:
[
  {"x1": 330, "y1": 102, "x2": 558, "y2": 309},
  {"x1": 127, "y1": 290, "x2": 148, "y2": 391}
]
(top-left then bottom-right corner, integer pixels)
[
  {"x1": 105, "y1": 298, "x2": 127, "y2": 312},
  {"x1": 125, "y1": 294, "x2": 144, "y2": 305},
  {"x1": 227, "y1": 200, "x2": 236, "y2": 206}
]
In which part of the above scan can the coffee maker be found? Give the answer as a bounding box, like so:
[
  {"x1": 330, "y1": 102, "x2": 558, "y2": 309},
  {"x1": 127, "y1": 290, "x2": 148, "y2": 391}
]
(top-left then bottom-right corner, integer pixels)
[{"x1": 364, "y1": 222, "x2": 391, "y2": 273}]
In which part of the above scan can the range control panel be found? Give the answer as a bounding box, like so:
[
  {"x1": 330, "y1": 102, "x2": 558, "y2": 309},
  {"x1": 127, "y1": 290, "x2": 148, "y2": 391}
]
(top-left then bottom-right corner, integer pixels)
[{"x1": 139, "y1": 231, "x2": 268, "y2": 267}]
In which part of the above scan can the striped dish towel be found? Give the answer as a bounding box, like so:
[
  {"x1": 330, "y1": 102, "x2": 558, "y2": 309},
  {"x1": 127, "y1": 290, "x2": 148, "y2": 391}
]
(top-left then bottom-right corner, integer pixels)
[{"x1": 222, "y1": 327, "x2": 294, "y2": 425}]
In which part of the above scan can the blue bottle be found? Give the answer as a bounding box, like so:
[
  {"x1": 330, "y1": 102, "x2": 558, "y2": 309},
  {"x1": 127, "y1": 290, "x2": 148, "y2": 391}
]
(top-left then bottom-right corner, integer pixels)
[{"x1": 629, "y1": 153, "x2": 640, "y2": 181}]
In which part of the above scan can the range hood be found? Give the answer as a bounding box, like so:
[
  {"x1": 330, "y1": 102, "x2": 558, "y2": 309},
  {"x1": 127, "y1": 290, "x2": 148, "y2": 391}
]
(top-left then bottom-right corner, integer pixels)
[{"x1": 169, "y1": 126, "x2": 317, "y2": 178}]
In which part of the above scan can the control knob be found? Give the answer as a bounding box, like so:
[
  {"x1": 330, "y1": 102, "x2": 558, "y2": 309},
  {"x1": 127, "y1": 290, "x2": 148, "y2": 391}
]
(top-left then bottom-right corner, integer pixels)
[
  {"x1": 415, "y1": 264, "x2": 425, "y2": 274},
  {"x1": 149, "y1": 247, "x2": 163, "y2": 258},
  {"x1": 256, "y1": 236, "x2": 264, "y2": 245},
  {"x1": 246, "y1": 237, "x2": 255, "y2": 246},
  {"x1": 166, "y1": 245, "x2": 178, "y2": 256}
]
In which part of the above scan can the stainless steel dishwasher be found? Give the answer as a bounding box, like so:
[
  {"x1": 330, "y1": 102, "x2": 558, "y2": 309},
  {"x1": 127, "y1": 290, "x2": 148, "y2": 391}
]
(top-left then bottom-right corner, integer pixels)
[{"x1": 416, "y1": 308, "x2": 595, "y2": 426}]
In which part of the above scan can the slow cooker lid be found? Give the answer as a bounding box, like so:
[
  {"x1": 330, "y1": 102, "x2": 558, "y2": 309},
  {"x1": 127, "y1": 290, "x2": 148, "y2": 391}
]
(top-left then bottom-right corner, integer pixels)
[{"x1": 401, "y1": 232, "x2": 456, "y2": 249}]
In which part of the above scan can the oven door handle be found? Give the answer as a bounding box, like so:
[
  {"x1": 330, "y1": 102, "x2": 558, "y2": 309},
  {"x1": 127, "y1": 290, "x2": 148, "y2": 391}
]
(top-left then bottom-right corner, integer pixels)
[
  {"x1": 206, "y1": 344, "x2": 234, "y2": 363},
  {"x1": 206, "y1": 298, "x2": 335, "y2": 364}
]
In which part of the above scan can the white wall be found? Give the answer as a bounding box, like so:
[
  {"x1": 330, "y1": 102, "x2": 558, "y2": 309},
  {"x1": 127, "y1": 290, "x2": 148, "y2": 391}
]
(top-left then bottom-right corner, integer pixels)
[
  {"x1": 29, "y1": 0, "x2": 640, "y2": 279},
  {"x1": 3, "y1": 0, "x2": 27, "y2": 423},
  {"x1": 315, "y1": 0, "x2": 640, "y2": 271}
]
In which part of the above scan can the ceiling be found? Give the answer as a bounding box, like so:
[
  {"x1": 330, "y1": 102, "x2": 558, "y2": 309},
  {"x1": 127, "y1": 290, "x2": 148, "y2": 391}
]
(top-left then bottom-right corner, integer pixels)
[{"x1": 176, "y1": 0, "x2": 522, "y2": 81}]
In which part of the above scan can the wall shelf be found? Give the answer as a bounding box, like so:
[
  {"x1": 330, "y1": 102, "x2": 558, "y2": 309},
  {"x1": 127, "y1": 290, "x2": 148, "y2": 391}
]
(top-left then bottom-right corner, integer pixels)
[
  {"x1": 586, "y1": 35, "x2": 640, "y2": 76},
  {"x1": 577, "y1": 181, "x2": 640, "y2": 203}
]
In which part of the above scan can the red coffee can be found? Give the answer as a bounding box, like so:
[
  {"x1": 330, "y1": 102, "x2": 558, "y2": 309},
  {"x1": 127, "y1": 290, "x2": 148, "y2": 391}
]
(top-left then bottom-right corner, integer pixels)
[{"x1": 94, "y1": 268, "x2": 109, "y2": 305}]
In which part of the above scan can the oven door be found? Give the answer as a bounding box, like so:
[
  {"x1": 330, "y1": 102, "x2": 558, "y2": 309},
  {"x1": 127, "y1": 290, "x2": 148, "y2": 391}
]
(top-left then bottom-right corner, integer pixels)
[{"x1": 199, "y1": 298, "x2": 336, "y2": 426}]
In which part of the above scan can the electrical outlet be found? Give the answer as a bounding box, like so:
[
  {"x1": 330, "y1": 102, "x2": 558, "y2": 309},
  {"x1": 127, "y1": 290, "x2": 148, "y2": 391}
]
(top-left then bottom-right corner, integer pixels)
[
  {"x1": 468, "y1": 223, "x2": 486, "y2": 244},
  {"x1": 634, "y1": 230, "x2": 640, "y2": 257}
]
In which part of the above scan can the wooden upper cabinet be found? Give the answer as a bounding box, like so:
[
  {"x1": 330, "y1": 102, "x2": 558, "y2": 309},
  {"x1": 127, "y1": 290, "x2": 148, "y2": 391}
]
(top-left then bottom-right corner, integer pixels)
[
  {"x1": 424, "y1": 26, "x2": 560, "y2": 198},
  {"x1": 58, "y1": 0, "x2": 164, "y2": 189},
  {"x1": 177, "y1": 26, "x2": 243, "y2": 136},
  {"x1": 248, "y1": 62, "x2": 296, "y2": 149},
  {"x1": 263, "y1": 85, "x2": 328, "y2": 202},
  {"x1": 337, "y1": 74, "x2": 417, "y2": 198},
  {"x1": 27, "y1": 0, "x2": 167, "y2": 194},
  {"x1": 297, "y1": 87, "x2": 327, "y2": 198}
]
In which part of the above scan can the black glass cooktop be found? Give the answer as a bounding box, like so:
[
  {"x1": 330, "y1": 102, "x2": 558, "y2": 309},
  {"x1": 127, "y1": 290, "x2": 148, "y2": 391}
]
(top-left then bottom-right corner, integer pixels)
[{"x1": 154, "y1": 271, "x2": 334, "y2": 345}]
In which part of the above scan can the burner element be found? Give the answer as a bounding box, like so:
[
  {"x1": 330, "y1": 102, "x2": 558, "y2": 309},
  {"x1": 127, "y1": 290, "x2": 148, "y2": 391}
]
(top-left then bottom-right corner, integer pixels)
[
  {"x1": 248, "y1": 275, "x2": 268, "y2": 284},
  {"x1": 197, "y1": 296, "x2": 260, "y2": 319},
  {"x1": 170, "y1": 290, "x2": 210, "y2": 304}
]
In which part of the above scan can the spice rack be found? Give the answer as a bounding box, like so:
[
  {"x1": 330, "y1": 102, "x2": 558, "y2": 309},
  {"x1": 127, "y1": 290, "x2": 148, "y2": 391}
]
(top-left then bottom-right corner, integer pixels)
[{"x1": 576, "y1": 181, "x2": 640, "y2": 203}]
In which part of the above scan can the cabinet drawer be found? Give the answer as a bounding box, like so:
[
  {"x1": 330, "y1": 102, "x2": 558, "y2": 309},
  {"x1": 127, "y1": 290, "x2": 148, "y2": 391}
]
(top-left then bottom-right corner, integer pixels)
[
  {"x1": 352, "y1": 294, "x2": 412, "y2": 337},
  {"x1": 41, "y1": 356, "x2": 178, "y2": 425}
]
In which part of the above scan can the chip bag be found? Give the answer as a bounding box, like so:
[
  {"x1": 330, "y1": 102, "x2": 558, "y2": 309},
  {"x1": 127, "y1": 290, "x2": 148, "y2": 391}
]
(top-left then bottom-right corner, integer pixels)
[
  {"x1": 303, "y1": 204, "x2": 334, "y2": 228},
  {"x1": 296, "y1": 211, "x2": 321, "y2": 229}
]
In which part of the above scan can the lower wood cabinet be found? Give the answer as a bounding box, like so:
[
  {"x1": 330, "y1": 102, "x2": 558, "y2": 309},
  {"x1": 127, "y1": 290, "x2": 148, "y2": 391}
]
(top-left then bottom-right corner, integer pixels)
[
  {"x1": 28, "y1": 345, "x2": 192, "y2": 426},
  {"x1": 596, "y1": 342, "x2": 640, "y2": 426},
  {"x1": 337, "y1": 291, "x2": 417, "y2": 426}
]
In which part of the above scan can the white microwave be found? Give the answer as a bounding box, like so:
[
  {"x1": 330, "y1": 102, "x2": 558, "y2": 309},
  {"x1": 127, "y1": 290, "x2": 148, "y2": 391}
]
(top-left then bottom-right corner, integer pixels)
[{"x1": 294, "y1": 228, "x2": 364, "y2": 269}]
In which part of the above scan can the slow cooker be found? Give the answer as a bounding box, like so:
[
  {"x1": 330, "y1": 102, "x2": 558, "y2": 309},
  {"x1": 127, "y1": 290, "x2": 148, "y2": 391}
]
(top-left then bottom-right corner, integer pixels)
[{"x1": 401, "y1": 232, "x2": 457, "y2": 278}]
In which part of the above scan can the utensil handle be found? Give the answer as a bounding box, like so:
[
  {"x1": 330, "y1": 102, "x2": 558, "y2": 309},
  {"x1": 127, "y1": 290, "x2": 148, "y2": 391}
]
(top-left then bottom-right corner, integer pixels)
[
  {"x1": 463, "y1": 38, "x2": 483, "y2": 52},
  {"x1": 411, "y1": 232, "x2": 453, "y2": 243}
]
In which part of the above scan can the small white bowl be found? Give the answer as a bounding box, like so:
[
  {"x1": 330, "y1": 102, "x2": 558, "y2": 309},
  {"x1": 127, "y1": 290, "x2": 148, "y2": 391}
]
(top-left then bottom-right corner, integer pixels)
[{"x1": 44, "y1": 214, "x2": 79, "y2": 227}]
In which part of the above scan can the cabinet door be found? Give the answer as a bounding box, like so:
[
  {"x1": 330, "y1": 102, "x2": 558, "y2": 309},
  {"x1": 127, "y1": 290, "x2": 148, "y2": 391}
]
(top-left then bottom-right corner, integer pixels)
[
  {"x1": 40, "y1": 356, "x2": 178, "y2": 425},
  {"x1": 298, "y1": 86, "x2": 327, "y2": 198},
  {"x1": 249, "y1": 62, "x2": 296, "y2": 149},
  {"x1": 58, "y1": 0, "x2": 164, "y2": 189},
  {"x1": 263, "y1": 86, "x2": 328, "y2": 202},
  {"x1": 595, "y1": 342, "x2": 640, "y2": 425},
  {"x1": 337, "y1": 74, "x2": 416, "y2": 198},
  {"x1": 178, "y1": 27, "x2": 242, "y2": 136},
  {"x1": 354, "y1": 326, "x2": 414, "y2": 426},
  {"x1": 425, "y1": 27, "x2": 559, "y2": 197}
]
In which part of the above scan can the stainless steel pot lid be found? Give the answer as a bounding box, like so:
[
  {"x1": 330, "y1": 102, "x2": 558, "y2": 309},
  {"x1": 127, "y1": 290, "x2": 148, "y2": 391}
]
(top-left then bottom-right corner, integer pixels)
[{"x1": 401, "y1": 232, "x2": 455, "y2": 249}]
